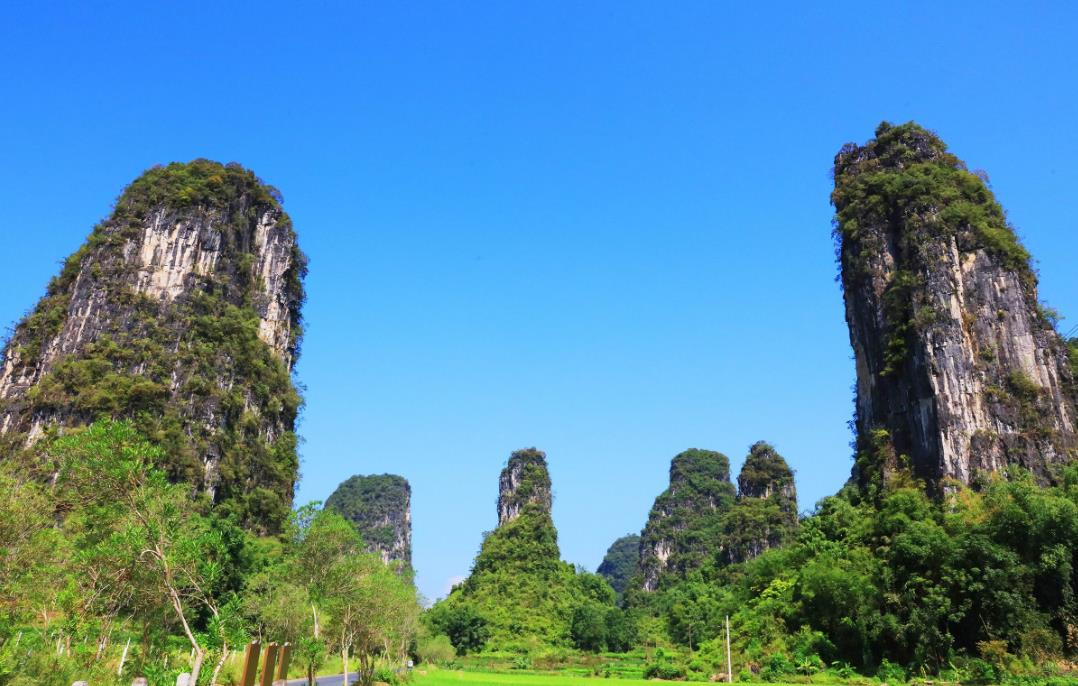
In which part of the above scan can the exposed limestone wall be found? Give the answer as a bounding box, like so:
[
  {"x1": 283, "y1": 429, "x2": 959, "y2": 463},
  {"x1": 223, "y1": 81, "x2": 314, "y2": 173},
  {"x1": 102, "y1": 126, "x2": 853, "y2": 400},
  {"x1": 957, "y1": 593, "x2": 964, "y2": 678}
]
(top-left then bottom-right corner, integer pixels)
[
  {"x1": 497, "y1": 447, "x2": 552, "y2": 526},
  {"x1": 0, "y1": 161, "x2": 305, "y2": 532},
  {"x1": 835, "y1": 123, "x2": 1077, "y2": 490}
]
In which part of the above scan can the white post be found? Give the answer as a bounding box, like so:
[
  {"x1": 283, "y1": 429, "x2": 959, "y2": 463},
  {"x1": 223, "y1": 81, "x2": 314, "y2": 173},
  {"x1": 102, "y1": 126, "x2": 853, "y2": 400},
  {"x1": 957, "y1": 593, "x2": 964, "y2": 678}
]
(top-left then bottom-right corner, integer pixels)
[
  {"x1": 118, "y1": 637, "x2": 131, "y2": 676},
  {"x1": 725, "y1": 615, "x2": 733, "y2": 683}
]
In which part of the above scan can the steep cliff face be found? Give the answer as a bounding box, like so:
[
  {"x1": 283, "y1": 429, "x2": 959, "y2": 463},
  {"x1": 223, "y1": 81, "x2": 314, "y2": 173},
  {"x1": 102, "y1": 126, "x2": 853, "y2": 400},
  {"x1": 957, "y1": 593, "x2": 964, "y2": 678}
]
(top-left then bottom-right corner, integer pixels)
[
  {"x1": 0, "y1": 160, "x2": 306, "y2": 532},
  {"x1": 834, "y1": 122, "x2": 1077, "y2": 492},
  {"x1": 325, "y1": 474, "x2": 412, "y2": 570},
  {"x1": 724, "y1": 442, "x2": 798, "y2": 563},
  {"x1": 597, "y1": 534, "x2": 640, "y2": 596},
  {"x1": 638, "y1": 449, "x2": 735, "y2": 591},
  {"x1": 497, "y1": 447, "x2": 553, "y2": 526}
]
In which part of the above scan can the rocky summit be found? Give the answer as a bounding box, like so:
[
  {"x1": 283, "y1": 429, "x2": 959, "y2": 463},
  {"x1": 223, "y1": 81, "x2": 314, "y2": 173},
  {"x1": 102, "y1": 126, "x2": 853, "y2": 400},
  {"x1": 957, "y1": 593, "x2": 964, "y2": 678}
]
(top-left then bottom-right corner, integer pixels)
[
  {"x1": 0, "y1": 160, "x2": 306, "y2": 532},
  {"x1": 638, "y1": 448, "x2": 735, "y2": 591},
  {"x1": 496, "y1": 447, "x2": 553, "y2": 526},
  {"x1": 724, "y1": 441, "x2": 798, "y2": 563},
  {"x1": 834, "y1": 122, "x2": 1077, "y2": 492},
  {"x1": 326, "y1": 473, "x2": 413, "y2": 570}
]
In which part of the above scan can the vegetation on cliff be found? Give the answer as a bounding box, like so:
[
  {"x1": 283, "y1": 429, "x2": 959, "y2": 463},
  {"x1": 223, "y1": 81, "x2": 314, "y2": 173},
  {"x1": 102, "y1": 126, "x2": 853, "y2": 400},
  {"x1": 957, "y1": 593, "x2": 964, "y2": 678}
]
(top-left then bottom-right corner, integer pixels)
[
  {"x1": 833, "y1": 121, "x2": 1031, "y2": 285},
  {"x1": 1069, "y1": 337, "x2": 1078, "y2": 385},
  {"x1": 325, "y1": 473, "x2": 412, "y2": 569},
  {"x1": 638, "y1": 449, "x2": 736, "y2": 591},
  {"x1": 427, "y1": 449, "x2": 634, "y2": 655},
  {"x1": 0, "y1": 160, "x2": 307, "y2": 533},
  {"x1": 497, "y1": 447, "x2": 553, "y2": 525},
  {"x1": 834, "y1": 122, "x2": 1076, "y2": 491},
  {"x1": 596, "y1": 534, "x2": 641, "y2": 597},
  {"x1": 724, "y1": 442, "x2": 798, "y2": 563}
]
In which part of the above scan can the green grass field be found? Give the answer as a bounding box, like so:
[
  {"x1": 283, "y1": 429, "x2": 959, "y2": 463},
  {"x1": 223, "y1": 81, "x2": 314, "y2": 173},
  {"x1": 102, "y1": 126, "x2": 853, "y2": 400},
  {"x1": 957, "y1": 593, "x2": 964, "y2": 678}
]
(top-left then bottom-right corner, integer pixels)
[{"x1": 412, "y1": 670, "x2": 661, "y2": 686}]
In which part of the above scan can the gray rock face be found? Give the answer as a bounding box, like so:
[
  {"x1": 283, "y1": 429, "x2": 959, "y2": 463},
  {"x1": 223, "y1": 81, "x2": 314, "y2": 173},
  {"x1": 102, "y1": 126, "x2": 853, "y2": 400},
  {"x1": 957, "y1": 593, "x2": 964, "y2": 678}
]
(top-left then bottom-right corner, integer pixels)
[
  {"x1": 0, "y1": 161, "x2": 306, "y2": 532},
  {"x1": 638, "y1": 448, "x2": 735, "y2": 591},
  {"x1": 496, "y1": 447, "x2": 552, "y2": 526},
  {"x1": 325, "y1": 474, "x2": 413, "y2": 570},
  {"x1": 834, "y1": 123, "x2": 1077, "y2": 491}
]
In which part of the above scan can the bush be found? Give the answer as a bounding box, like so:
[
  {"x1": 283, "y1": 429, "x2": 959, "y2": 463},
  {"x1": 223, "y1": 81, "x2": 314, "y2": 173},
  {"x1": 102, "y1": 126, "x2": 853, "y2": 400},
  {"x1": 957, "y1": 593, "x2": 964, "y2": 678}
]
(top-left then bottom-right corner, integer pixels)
[
  {"x1": 644, "y1": 662, "x2": 687, "y2": 680},
  {"x1": 416, "y1": 634, "x2": 456, "y2": 666},
  {"x1": 877, "y1": 658, "x2": 907, "y2": 683},
  {"x1": 762, "y1": 653, "x2": 795, "y2": 681},
  {"x1": 1018, "y1": 628, "x2": 1062, "y2": 662},
  {"x1": 428, "y1": 604, "x2": 490, "y2": 655},
  {"x1": 373, "y1": 665, "x2": 402, "y2": 685},
  {"x1": 978, "y1": 639, "x2": 1013, "y2": 675},
  {"x1": 795, "y1": 654, "x2": 825, "y2": 675},
  {"x1": 830, "y1": 661, "x2": 856, "y2": 679},
  {"x1": 965, "y1": 658, "x2": 998, "y2": 683}
]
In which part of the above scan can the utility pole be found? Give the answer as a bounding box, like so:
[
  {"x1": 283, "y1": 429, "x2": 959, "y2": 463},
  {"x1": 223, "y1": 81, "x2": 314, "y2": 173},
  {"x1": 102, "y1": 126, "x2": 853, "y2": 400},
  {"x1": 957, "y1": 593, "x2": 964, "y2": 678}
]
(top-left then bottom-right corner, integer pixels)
[{"x1": 725, "y1": 616, "x2": 733, "y2": 683}]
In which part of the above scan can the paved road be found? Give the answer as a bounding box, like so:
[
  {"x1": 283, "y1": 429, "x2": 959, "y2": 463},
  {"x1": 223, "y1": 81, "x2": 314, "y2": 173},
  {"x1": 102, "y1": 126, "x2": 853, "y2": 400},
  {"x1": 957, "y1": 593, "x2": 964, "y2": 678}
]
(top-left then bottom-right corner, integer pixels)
[{"x1": 285, "y1": 673, "x2": 357, "y2": 685}]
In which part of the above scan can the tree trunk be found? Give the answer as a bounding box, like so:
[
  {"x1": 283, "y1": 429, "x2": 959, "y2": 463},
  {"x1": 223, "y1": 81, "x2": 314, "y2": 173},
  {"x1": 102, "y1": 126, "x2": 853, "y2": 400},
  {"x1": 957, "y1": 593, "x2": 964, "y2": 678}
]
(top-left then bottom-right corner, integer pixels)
[
  {"x1": 312, "y1": 604, "x2": 319, "y2": 639},
  {"x1": 341, "y1": 642, "x2": 349, "y2": 686},
  {"x1": 189, "y1": 648, "x2": 206, "y2": 686},
  {"x1": 209, "y1": 644, "x2": 228, "y2": 685},
  {"x1": 117, "y1": 637, "x2": 131, "y2": 676}
]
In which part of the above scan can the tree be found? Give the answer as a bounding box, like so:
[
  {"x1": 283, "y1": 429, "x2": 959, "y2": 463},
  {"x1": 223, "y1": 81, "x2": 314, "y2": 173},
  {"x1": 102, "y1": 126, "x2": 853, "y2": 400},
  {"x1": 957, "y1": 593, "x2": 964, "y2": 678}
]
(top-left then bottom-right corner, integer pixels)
[
  {"x1": 570, "y1": 603, "x2": 608, "y2": 652},
  {"x1": 323, "y1": 553, "x2": 419, "y2": 686},
  {"x1": 0, "y1": 462, "x2": 61, "y2": 627},
  {"x1": 50, "y1": 420, "x2": 237, "y2": 685},
  {"x1": 427, "y1": 604, "x2": 490, "y2": 655}
]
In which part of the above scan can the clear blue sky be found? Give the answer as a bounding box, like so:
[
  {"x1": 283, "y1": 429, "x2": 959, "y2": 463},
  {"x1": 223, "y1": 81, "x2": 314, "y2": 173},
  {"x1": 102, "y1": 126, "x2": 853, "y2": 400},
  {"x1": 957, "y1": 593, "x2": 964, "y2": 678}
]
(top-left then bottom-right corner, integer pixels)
[{"x1": 2, "y1": 2, "x2": 1076, "y2": 602}]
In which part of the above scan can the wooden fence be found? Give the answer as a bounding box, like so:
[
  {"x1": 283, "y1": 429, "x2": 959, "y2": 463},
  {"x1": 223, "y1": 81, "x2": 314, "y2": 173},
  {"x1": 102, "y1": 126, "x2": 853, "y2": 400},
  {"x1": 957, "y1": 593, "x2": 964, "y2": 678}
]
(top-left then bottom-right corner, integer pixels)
[{"x1": 73, "y1": 640, "x2": 293, "y2": 686}]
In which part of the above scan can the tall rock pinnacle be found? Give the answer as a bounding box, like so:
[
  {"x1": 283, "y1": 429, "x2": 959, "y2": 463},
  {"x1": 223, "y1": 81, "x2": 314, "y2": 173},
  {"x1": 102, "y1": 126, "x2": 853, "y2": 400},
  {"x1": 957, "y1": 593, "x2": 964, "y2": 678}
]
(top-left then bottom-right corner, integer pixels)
[
  {"x1": 496, "y1": 447, "x2": 552, "y2": 526},
  {"x1": 443, "y1": 447, "x2": 572, "y2": 649},
  {"x1": 834, "y1": 122, "x2": 1076, "y2": 491},
  {"x1": 0, "y1": 160, "x2": 306, "y2": 532},
  {"x1": 638, "y1": 448, "x2": 735, "y2": 591},
  {"x1": 725, "y1": 441, "x2": 798, "y2": 563},
  {"x1": 326, "y1": 474, "x2": 413, "y2": 571}
]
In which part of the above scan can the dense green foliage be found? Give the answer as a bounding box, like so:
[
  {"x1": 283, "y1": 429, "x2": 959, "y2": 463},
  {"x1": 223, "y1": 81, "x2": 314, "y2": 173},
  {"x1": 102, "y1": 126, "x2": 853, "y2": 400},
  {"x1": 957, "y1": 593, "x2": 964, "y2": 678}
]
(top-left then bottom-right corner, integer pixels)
[
  {"x1": 725, "y1": 443, "x2": 798, "y2": 563},
  {"x1": 638, "y1": 450, "x2": 736, "y2": 588},
  {"x1": 634, "y1": 445, "x2": 799, "y2": 591},
  {"x1": 325, "y1": 473, "x2": 411, "y2": 567},
  {"x1": 596, "y1": 535, "x2": 641, "y2": 597},
  {"x1": 428, "y1": 449, "x2": 635, "y2": 656},
  {"x1": 834, "y1": 121, "x2": 1031, "y2": 281},
  {"x1": 429, "y1": 501, "x2": 595, "y2": 652},
  {"x1": 0, "y1": 160, "x2": 307, "y2": 533},
  {"x1": 0, "y1": 420, "x2": 418, "y2": 686},
  {"x1": 631, "y1": 465, "x2": 1078, "y2": 679}
]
